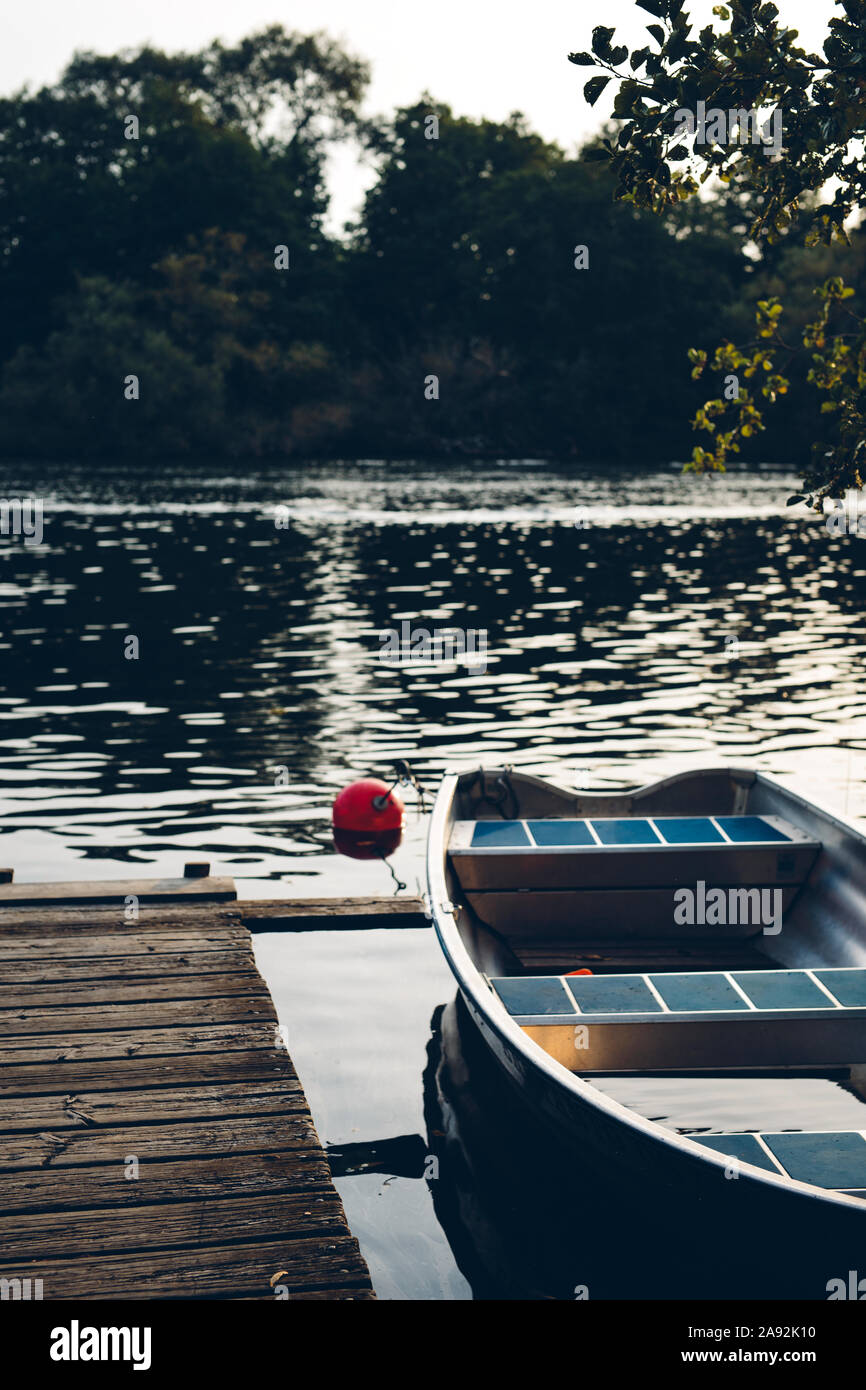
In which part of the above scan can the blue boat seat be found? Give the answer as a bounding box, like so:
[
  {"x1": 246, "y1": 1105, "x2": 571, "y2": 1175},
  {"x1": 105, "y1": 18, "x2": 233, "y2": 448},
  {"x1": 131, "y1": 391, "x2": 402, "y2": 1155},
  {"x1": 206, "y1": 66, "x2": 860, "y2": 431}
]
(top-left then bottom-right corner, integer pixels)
[
  {"x1": 699, "y1": 1129, "x2": 866, "y2": 1195},
  {"x1": 467, "y1": 814, "x2": 795, "y2": 850},
  {"x1": 488, "y1": 967, "x2": 866, "y2": 1072},
  {"x1": 448, "y1": 814, "x2": 821, "y2": 938}
]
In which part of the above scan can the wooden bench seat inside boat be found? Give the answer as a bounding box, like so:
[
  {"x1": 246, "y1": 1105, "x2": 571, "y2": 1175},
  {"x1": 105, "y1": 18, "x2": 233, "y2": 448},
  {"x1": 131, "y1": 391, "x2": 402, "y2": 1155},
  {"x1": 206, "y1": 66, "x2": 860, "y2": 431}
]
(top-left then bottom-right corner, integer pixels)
[
  {"x1": 449, "y1": 814, "x2": 821, "y2": 939},
  {"x1": 699, "y1": 1129, "x2": 866, "y2": 1196},
  {"x1": 488, "y1": 967, "x2": 866, "y2": 1071}
]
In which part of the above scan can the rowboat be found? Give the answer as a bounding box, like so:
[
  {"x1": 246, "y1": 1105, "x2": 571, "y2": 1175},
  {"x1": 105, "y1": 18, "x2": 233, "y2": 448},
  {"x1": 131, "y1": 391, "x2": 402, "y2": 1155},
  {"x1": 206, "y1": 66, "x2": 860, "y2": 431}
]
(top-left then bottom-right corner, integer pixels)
[{"x1": 426, "y1": 765, "x2": 866, "y2": 1296}]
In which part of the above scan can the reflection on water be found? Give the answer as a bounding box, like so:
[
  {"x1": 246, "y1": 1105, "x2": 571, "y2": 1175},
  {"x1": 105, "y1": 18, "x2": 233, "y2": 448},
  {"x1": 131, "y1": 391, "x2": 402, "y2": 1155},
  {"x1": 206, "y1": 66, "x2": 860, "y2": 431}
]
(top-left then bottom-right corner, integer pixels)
[
  {"x1": 1, "y1": 458, "x2": 865, "y2": 892},
  {"x1": 2, "y1": 457, "x2": 866, "y2": 1298}
]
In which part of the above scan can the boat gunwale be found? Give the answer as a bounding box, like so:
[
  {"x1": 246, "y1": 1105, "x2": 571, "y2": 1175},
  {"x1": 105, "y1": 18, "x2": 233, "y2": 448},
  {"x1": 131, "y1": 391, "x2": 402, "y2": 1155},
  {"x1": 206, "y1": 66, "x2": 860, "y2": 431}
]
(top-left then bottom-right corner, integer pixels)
[{"x1": 426, "y1": 763, "x2": 866, "y2": 1214}]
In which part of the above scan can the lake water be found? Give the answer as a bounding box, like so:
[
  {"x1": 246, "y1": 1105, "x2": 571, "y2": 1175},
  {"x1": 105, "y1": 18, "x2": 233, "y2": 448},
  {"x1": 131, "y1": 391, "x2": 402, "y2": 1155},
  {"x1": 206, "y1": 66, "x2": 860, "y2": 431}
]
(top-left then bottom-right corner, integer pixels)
[{"x1": 2, "y1": 458, "x2": 865, "y2": 1297}]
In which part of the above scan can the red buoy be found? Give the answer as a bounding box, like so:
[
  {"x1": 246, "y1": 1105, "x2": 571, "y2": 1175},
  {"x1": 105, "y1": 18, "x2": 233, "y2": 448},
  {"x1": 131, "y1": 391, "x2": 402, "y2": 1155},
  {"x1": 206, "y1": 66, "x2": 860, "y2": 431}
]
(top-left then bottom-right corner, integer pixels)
[
  {"x1": 565, "y1": 968, "x2": 593, "y2": 976},
  {"x1": 332, "y1": 778, "x2": 405, "y2": 860}
]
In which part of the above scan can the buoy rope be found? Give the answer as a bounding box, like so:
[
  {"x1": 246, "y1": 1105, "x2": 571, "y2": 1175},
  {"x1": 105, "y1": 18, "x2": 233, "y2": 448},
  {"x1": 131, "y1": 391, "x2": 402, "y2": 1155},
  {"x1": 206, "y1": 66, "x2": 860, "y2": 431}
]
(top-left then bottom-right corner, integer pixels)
[
  {"x1": 378, "y1": 848, "x2": 407, "y2": 894},
  {"x1": 372, "y1": 758, "x2": 427, "y2": 813}
]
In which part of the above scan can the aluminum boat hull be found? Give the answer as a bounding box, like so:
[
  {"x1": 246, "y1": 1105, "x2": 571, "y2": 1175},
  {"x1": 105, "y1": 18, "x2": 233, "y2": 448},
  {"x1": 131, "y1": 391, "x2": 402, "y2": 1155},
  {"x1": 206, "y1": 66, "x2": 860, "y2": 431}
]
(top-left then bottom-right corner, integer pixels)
[{"x1": 426, "y1": 765, "x2": 866, "y2": 1293}]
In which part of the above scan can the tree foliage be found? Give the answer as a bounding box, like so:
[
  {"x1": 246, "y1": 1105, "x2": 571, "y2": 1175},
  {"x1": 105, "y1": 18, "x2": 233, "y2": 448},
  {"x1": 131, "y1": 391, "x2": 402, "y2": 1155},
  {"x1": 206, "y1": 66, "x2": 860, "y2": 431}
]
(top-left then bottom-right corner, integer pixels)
[
  {"x1": 340, "y1": 100, "x2": 744, "y2": 458},
  {"x1": 0, "y1": 28, "x2": 369, "y2": 364},
  {"x1": 570, "y1": 0, "x2": 866, "y2": 503},
  {"x1": 0, "y1": 21, "x2": 838, "y2": 464}
]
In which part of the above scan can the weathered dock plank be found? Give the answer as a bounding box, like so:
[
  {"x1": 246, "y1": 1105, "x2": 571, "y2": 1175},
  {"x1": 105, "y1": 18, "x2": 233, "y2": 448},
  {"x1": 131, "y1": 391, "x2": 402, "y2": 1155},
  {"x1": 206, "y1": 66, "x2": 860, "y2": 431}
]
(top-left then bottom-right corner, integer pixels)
[
  {"x1": 0, "y1": 994, "x2": 277, "y2": 1036},
  {"x1": 0, "y1": 1021, "x2": 279, "y2": 1065},
  {"x1": 0, "y1": 880, "x2": 375, "y2": 1300},
  {"x1": 242, "y1": 895, "x2": 427, "y2": 931},
  {"x1": 0, "y1": 1234, "x2": 371, "y2": 1299},
  {"x1": 0, "y1": 1192, "x2": 350, "y2": 1259},
  {"x1": 0, "y1": 1049, "x2": 296, "y2": 1098},
  {"x1": 0, "y1": 1113, "x2": 321, "y2": 1170},
  {"x1": 0, "y1": 1079, "x2": 309, "y2": 1132},
  {"x1": 0, "y1": 1152, "x2": 334, "y2": 1215},
  {"x1": 0, "y1": 948, "x2": 256, "y2": 984},
  {"x1": 0, "y1": 875, "x2": 237, "y2": 905},
  {"x1": 0, "y1": 894, "x2": 425, "y2": 935},
  {"x1": 0, "y1": 927, "x2": 248, "y2": 953},
  {"x1": 0, "y1": 972, "x2": 269, "y2": 1010}
]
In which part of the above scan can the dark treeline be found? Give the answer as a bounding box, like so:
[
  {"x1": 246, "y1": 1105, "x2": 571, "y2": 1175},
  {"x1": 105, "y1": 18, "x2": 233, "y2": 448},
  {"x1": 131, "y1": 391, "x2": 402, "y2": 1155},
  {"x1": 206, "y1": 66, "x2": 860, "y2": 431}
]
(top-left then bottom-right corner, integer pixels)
[{"x1": 1, "y1": 26, "x2": 864, "y2": 464}]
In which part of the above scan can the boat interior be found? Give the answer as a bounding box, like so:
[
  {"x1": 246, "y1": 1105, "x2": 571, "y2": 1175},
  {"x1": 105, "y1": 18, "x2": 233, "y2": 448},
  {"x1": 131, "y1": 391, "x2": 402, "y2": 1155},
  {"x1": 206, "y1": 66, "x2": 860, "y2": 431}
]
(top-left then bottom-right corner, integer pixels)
[
  {"x1": 445, "y1": 766, "x2": 864, "y2": 972},
  {"x1": 444, "y1": 766, "x2": 861, "y2": 976},
  {"x1": 440, "y1": 765, "x2": 866, "y2": 1198}
]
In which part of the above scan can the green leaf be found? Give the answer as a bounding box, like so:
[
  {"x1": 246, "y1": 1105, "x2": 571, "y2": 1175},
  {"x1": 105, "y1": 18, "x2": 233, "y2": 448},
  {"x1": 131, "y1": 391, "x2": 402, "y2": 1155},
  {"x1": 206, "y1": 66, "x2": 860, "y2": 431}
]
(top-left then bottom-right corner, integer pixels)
[
  {"x1": 786, "y1": 495, "x2": 806, "y2": 505},
  {"x1": 584, "y1": 75, "x2": 612, "y2": 107},
  {"x1": 613, "y1": 83, "x2": 639, "y2": 116},
  {"x1": 568, "y1": 51, "x2": 596, "y2": 66},
  {"x1": 592, "y1": 25, "x2": 616, "y2": 57},
  {"x1": 646, "y1": 24, "x2": 666, "y2": 45},
  {"x1": 636, "y1": 0, "x2": 667, "y2": 16},
  {"x1": 665, "y1": 28, "x2": 690, "y2": 61},
  {"x1": 610, "y1": 44, "x2": 629, "y2": 65}
]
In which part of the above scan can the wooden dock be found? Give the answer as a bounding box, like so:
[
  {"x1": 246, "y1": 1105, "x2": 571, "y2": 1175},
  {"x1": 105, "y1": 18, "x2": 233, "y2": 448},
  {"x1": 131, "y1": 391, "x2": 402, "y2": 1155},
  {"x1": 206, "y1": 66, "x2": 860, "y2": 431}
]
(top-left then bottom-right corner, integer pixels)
[{"x1": 0, "y1": 872, "x2": 419, "y2": 1300}]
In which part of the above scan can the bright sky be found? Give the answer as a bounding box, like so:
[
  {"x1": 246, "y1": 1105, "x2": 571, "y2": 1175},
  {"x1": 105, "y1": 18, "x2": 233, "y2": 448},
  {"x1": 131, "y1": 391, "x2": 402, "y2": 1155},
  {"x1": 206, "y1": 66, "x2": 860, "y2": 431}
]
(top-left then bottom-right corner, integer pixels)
[{"x1": 2, "y1": 0, "x2": 837, "y2": 227}]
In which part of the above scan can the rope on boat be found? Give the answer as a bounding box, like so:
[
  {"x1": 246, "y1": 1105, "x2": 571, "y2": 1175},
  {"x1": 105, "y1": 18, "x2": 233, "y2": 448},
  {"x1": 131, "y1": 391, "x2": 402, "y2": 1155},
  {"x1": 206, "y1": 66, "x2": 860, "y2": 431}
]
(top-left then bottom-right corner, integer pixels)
[{"x1": 465, "y1": 766, "x2": 519, "y2": 819}]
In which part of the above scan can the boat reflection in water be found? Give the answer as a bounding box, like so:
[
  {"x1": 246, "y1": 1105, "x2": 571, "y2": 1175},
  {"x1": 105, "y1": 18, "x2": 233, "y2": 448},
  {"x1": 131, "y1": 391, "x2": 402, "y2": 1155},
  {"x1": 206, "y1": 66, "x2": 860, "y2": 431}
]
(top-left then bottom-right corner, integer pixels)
[{"x1": 422, "y1": 995, "x2": 866, "y2": 1301}]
